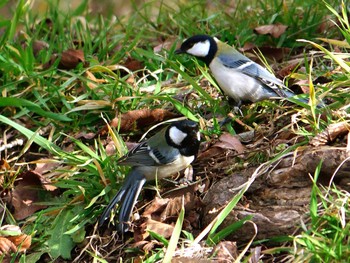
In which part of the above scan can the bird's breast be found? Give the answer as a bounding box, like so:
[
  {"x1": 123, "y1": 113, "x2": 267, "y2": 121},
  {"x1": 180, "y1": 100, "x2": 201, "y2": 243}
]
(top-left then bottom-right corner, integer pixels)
[{"x1": 136, "y1": 155, "x2": 195, "y2": 181}]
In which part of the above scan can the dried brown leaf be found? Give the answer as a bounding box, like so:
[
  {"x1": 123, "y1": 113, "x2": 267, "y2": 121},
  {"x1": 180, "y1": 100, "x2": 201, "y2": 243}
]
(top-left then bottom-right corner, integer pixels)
[
  {"x1": 310, "y1": 121, "x2": 350, "y2": 147},
  {"x1": 153, "y1": 37, "x2": 177, "y2": 53},
  {"x1": 214, "y1": 133, "x2": 245, "y2": 154},
  {"x1": 241, "y1": 45, "x2": 291, "y2": 64},
  {"x1": 85, "y1": 70, "x2": 107, "y2": 89},
  {"x1": 142, "y1": 197, "x2": 169, "y2": 218},
  {"x1": 0, "y1": 237, "x2": 16, "y2": 255},
  {"x1": 44, "y1": 49, "x2": 86, "y2": 70},
  {"x1": 254, "y1": 24, "x2": 288, "y2": 38},
  {"x1": 210, "y1": 241, "x2": 238, "y2": 261},
  {"x1": 0, "y1": 159, "x2": 11, "y2": 171},
  {"x1": 277, "y1": 60, "x2": 300, "y2": 79},
  {"x1": 145, "y1": 218, "x2": 174, "y2": 239},
  {"x1": 197, "y1": 146, "x2": 224, "y2": 160},
  {"x1": 6, "y1": 234, "x2": 31, "y2": 252},
  {"x1": 9, "y1": 171, "x2": 50, "y2": 220},
  {"x1": 32, "y1": 40, "x2": 49, "y2": 57},
  {"x1": 108, "y1": 109, "x2": 178, "y2": 133},
  {"x1": 123, "y1": 57, "x2": 144, "y2": 72},
  {"x1": 0, "y1": 225, "x2": 31, "y2": 255},
  {"x1": 59, "y1": 49, "x2": 86, "y2": 69},
  {"x1": 239, "y1": 42, "x2": 256, "y2": 52}
]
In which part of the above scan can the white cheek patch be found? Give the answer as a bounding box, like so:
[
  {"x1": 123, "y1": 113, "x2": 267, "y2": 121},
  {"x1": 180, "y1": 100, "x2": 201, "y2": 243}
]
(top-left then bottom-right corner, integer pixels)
[
  {"x1": 169, "y1": 126, "x2": 187, "y2": 146},
  {"x1": 187, "y1": 40, "x2": 210, "y2": 57},
  {"x1": 196, "y1": 131, "x2": 201, "y2": 141}
]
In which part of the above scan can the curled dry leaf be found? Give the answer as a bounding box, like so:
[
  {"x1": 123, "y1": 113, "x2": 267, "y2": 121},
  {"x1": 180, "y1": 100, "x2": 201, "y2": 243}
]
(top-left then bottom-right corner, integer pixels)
[
  {"x1": 59, "y1": 49, "x2": 86, "y2": 69},
  {"x1": 8, "y1": 170, "x2": 54, "y2": 220},
  {"x1": 277, "y1": 60, "x2": 301, "y2": 79},
  {"x1": 123, "y1": 57, "x2": 144, "y2": 72},
  {"x1": 0, "y1": 225, "x2": 31, "y2": 255},
  {"x1": 138, "y1": 187, "x2": 200, "y2": 237},
  {"x1": 214, "y1": 132, "x2": 245, "y2": 154},
  {"x1": 210, "y1": 241, "x2": 238, "y2": 261},
  {"x1": 107, "y1": 108, "x2": 178, "y2": 133},
  {"x1": 137, "y1": 217, "x2": 174, "y2": 241},
  {"x1": 310, "y1": 121, "x2": 350, "y2": 147},
  {"x1": 254, "y1": 24, "x2": 288, "y2": 38},
  {"x1": 44, "y1": 49, "x2": 86, "y2": 70},
  {"x1": 142, "y1": 197, "x2": 169, "y2": 218},
  {"x1": 0, "y1": 237, "x2": 17, "y2": 255},
  {"x1": 85, "y1": 70, "x2": 107, "y2": 89},
  {"x1": 199, "y1": 132, "x2": 246, "y2": 160},
  {"x1": 0, "y1": 159, "x2": 11, "y2": 171},
  {"x1": 32, "y1": 40, "x2": 49, "y2": 57},
  {"x1": 153, "y1": 36, "x2": 177, "y2": 53},
  {"x1": 6, "y1": 234, "x2": 31, "y2": 252}
]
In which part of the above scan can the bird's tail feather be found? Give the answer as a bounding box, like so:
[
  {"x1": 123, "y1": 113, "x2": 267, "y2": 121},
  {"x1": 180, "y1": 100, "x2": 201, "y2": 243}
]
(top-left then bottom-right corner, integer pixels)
[
  {"x1": 117, "y1": 170, "x2": 146, "y2": 232},
  {"x1": 99, "y1": 169, "x2": 146, "y2": 232}
]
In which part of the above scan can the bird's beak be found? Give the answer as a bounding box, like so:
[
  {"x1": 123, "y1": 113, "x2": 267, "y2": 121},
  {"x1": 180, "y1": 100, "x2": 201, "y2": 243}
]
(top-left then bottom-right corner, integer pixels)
[{"x1": 175, "y1": 48, "x2": 184, "y2": 54}]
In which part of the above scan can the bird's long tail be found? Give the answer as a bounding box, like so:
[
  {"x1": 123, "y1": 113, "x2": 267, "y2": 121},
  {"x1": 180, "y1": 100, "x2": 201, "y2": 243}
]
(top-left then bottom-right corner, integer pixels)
[{"x1": 99, "y1": 169, "x2": 146, "y2": 232}]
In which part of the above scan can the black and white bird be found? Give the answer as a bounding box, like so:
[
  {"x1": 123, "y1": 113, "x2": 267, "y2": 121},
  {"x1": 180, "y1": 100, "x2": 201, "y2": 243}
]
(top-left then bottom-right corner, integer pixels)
[
  {"x1": 99, "y1": 120, "x2": 201, "y2": 232},
  {"x1": 176, "y1": 34, "x2": 312, "y2": 108}
]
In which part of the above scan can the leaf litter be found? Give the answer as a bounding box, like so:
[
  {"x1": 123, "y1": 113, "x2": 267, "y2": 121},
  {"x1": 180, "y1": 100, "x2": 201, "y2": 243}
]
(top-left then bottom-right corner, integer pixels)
[{"x1": 1, "y1": 2, "x2": 350, "y2": 262}]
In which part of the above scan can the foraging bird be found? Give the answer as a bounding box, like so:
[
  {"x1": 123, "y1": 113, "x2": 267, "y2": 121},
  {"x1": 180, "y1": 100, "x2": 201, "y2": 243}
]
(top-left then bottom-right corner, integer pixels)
[
  {"x1": 99, "y1": 120, "x2": 201, "y2": 232},
  {"x1": 175, "y1": 35, "x2": 307, "y2": 108}
]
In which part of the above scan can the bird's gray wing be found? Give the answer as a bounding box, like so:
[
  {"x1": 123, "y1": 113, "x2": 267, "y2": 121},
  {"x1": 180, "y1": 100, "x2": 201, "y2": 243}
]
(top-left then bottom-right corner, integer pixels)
[
  {"x1": 217, "y1": 53, "x2": 289, "y2": 98},
  {"x1": 118, "y1": 140, "x2": 178, "y2": 166}
]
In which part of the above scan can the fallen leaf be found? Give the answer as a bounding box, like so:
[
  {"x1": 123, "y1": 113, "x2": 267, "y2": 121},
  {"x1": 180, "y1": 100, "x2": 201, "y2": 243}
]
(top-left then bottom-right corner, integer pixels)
[
  {"x1": 85, "y1": 70, "x2": 107, "y2": 89},
  {"x1": 0, "y1": 237, "x2": 16, "y2": 255},
  {"x1": 214, "y1": 133, "x2": 245, "y2": 154},
  {"x1": 153, "y1": 36, "x2": 177, "y2": 53},
  {"x1": 277, "y1": 60, "x2": 301, "y2": 79},
  {"x1": 318, "y1": 15, "x2": 337, "y2": 33},
  {"x1": 240, "y1": 44, "x2": 291, "y2": 64},
  {"x1": 6, "y1": 234, "x2": 31, "y2": 252},
  {"x1": 32, "y1": 40, "x2": 49, "y2": 57},
  {"x1": 239, "y1": 42, "x2": 256, "y2": 52},
  {"x1": 44, "y1": 49, "x2": 86, "y2": 70},
  {"x1": 106, "y1": 108, "x2": 178, "y2": 133},
  {"x1": 123, "y1": 57, "x2": 144, "y2": 72},
  {"x1": 310, "y1": 121, "x2": 350, "y2": 147},
  {"x1": 142, "y1": 197, "x2": 169, "y2": 218},
  {"x1": 210, "y1": 241, "x2": 238, "y2": 261},
  {"x1": 9, "y1": 171, "x2": 51, "y2": 220},
  {"x1": 197, "y1": 146, "x2": 224, "y2": 160},
  {"x1": 144, "y1": 218, "x2": 174, "y2": 239},
  {"x1": 34, "y1": 160, "x2": 60, "y2": 175},
  {"x1": 59, "y1": 49, "x2": 86, "y2": 69},
  {"x1": 0, "y1": 225, "x2": 31, "y2": 255},
  {"x1": 254, "y1": 24, "x2": 288, "y2": 38},
  {"x1": 0, "y1": 159, "x2": 11, "y2": 171}
]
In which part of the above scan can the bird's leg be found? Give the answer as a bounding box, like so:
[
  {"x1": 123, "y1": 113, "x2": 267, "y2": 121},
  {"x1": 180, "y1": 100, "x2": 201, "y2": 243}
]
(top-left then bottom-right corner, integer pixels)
[{"x1": 227, "y1": 97, "x2": 243, "y2": 116}]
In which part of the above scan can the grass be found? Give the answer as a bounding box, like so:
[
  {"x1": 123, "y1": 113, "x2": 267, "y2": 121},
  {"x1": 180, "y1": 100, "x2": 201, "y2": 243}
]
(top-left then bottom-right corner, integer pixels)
[{"x1": 0, "y1": 0, "x2": 349, "y2": 262}]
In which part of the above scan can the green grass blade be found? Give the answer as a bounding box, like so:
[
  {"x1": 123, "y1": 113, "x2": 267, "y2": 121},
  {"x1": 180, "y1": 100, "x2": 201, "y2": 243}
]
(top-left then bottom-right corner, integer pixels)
[
  {"x1": 0, "y1": 114, "x2": 60, "y2": 152},
  {"x1": 168, "y1": 60, "x2": 214, "y2": 102},
  {"x1": 0, "y1": 97, "x2": 72, "y2": 122},
  {"x1": 209, "y1": 215, "x2": 253, "y2": 245},
  {"x1": 162, "y1": 197, "x2": 185, "y2": 263}
]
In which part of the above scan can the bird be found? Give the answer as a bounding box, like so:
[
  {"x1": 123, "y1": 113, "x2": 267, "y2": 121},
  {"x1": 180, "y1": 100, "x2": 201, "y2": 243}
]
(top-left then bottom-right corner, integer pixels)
[
  {"x1": 175, "y1": 34, "x2": 311, "y2": 108},
  {"x1": 99, "y1": 119, "x2": 201, "y2": 232}
]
